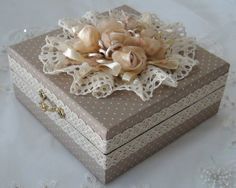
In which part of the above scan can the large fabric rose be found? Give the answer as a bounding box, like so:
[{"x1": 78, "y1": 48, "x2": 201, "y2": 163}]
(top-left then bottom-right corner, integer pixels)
[{"x1": 112, "y1": 46, "x2": 147, "y2": 81}]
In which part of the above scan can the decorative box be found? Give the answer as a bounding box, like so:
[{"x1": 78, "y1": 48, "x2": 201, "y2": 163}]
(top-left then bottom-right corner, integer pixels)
[{"x1": 8, "y1": 5, "x2": 229, "y2": 184}]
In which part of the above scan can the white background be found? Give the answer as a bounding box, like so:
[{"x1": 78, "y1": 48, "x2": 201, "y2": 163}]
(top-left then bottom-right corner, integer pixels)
[{"x1": 0, "y1": 0, "x2": 236, "y2": 187}]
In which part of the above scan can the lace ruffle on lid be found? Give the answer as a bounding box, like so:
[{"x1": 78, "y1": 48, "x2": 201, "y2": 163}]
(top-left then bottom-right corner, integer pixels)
[{"x1": 39, "y1": 10, "x2": 198, "y2": 101}]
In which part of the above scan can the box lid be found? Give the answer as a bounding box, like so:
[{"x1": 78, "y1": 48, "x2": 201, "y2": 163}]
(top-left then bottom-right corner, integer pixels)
[{"x1": 8, "y1": 5, "x2": 229, "y2": 154}]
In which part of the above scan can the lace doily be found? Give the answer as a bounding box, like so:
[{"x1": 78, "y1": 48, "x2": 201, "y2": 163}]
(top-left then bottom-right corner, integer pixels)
[{"x1": 39, "y1": 10, "x2": 198, "y2": 101}]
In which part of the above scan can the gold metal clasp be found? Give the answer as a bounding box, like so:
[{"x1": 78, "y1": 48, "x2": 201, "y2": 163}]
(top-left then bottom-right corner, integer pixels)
[{"x1": 38, "y1": 89, "x2": 66, "y2": 119}]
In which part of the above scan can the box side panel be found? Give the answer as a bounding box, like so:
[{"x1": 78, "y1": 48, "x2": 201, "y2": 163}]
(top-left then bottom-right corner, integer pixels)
[{"x1": 13, "y1": 85, "x2": 106, "y2": 184}]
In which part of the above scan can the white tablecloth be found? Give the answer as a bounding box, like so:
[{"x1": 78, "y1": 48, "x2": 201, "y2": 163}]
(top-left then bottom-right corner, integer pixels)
[{"x1": 1, "y1": 0, "x2": 236, "y2": 187}]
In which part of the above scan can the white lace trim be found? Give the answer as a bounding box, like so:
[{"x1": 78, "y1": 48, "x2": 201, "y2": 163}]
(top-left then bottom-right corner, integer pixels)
[
  {"x1": 10, "y1": 55, "x2": 224, "y2": 169},
  {"x1": 9, "y1": 55, "x2": 227, "y2": 154},
  {"x1": 39, "y1": 10, "x2": 198, "y2": 101}
]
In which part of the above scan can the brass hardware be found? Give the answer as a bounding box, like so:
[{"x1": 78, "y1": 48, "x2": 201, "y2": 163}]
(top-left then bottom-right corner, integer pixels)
[
  {"x1": 38, "y1": 89, "x2": 66, "y2": 119},
  {"x1": 39, "y1": 89, "x2": 47, "y2": 100}
]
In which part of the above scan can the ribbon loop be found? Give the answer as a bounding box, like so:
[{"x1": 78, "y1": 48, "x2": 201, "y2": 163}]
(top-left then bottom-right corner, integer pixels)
[{"x1": 63, "y1": 48, "x2": 84, "y2": 62}]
